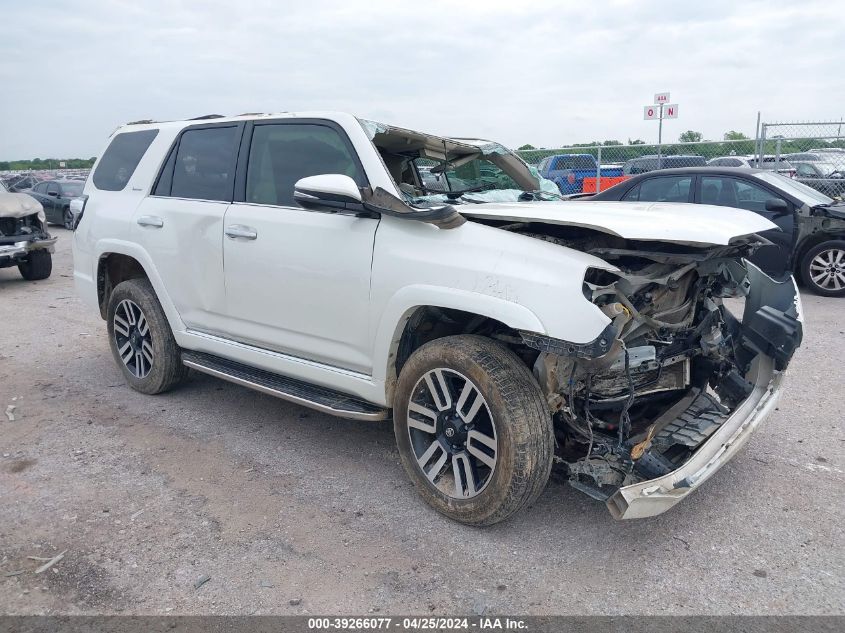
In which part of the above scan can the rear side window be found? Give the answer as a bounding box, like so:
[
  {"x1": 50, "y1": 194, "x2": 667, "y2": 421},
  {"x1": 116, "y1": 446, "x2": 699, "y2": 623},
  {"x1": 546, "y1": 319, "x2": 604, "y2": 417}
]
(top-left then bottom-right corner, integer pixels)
[
  {"x1": 245, "y1": 123, "x2": 364, "y2": 207},
  {"x1": 622, "y1": 176, "x2": 692, "y2": 202},
  {"x1": 92, "y1": 129, "x2": 158, "y2": 191},
  {"x1": 169, "y1": 126, "x2": 240, "y2": 202}
]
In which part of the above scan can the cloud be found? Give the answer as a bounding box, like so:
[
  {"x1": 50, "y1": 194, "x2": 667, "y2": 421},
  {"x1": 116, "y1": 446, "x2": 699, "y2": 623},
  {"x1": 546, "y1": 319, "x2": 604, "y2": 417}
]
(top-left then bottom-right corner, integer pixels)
[{"x1": 0, "y1": 0, "x2": 840, "y2": 159}]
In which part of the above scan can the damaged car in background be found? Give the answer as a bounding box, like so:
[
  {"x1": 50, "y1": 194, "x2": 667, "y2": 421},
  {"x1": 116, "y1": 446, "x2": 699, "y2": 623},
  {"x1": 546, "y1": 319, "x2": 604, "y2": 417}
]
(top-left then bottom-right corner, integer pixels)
[
  {"x1": 74, "y1": 112, "x2": 802, "y2": 525},
  {"x1": 0, "y1": 182, "x2": 56, "y2": 280}
]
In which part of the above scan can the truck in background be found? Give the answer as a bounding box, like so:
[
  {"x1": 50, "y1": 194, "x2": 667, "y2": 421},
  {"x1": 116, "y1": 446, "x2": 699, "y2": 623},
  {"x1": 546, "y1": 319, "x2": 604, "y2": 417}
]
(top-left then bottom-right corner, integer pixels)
[{"x1": 537, "y1": 153, "x2": 625, "y2": 194}]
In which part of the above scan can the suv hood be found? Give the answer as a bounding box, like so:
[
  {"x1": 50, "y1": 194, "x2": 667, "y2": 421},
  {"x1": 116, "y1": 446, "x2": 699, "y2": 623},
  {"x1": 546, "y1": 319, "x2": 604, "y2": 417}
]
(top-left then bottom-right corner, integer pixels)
[{"x1": 460, "y1": 200, "x2": 777, "y2": 246}]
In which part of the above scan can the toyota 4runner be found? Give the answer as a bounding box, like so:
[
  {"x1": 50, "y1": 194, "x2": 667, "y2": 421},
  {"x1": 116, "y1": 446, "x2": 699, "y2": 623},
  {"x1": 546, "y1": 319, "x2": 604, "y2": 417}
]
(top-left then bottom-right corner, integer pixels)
[{"x1": 72, "y1": 112, "x2": 803, "y2": 525}]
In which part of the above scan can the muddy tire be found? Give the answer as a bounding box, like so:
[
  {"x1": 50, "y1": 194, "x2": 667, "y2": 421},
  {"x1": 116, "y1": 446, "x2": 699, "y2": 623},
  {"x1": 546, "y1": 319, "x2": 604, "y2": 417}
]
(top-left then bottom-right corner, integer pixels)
[
  {"x1": 18, "y1": 250, "x2": 52, "y2": 280},
  {"x1": 106, "y1": 278, "x2": 188, "y2": 394},
  {"x1": 393, "y1": 335, "x2": 553, "y2": 526},
  {"x1": 800, "y1": 240, "x2": 845, "y2": 297}
]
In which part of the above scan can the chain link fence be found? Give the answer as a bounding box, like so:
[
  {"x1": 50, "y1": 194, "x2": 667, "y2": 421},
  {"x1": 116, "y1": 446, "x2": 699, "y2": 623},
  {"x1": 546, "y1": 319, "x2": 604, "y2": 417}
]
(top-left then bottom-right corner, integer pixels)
[
  {"x1": 516, "y1": 122, "x2": 845, "y2": 199},
  {"x1": 758, "y1": 121, "x2": 845, "y2": 198}
]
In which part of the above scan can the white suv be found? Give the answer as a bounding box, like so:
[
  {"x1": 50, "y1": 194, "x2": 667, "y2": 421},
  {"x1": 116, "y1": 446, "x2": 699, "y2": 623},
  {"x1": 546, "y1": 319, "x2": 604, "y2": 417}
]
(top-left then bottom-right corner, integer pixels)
[{"x1": 72, "y1": 112, "x2": 803, "y2": 524}]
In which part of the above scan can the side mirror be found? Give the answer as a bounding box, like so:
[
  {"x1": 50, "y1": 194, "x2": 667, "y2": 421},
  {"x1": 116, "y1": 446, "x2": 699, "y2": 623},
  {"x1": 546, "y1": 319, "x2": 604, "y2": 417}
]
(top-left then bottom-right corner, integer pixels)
[
  {"x1": 765, "y1": 198, "x2": 789, "y2": 215},
  {"x1": 47, "y1": 191, "x2": 59, "y2": 197},
  {"x1": 293, "y1": 174, "x2": 362, "y2": 212}
]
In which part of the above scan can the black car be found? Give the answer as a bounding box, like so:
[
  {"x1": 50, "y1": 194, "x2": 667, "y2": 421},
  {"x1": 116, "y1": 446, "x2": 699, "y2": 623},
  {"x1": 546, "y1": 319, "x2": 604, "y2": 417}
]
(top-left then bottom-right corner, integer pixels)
[
  {"x1": 26, "y1": 179, "x2": 85, "y2": 229},
  {"x1": 622, "y1": 154, "x2": 707, "y2": 175},
  {"x1": 588, "y1": 167, "x2": 845, "y2": 297}
]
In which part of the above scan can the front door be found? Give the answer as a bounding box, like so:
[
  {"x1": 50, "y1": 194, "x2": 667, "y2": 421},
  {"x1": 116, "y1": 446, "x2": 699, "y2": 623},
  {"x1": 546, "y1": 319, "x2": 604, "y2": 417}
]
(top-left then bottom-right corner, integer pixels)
[
  {"x1": 698, "y1": 175, "x2": 795, "y2": 275},
  {"x1": 221, "y1": 120, "x2": 378, "y2": 374}
]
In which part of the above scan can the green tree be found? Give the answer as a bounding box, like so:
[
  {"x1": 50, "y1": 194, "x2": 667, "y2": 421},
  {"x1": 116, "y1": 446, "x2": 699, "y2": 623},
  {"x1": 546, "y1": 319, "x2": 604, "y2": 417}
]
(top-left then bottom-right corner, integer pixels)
[
  {"x1": 517, "y1": 144, "x2": 536, "y2": 150},
  {"x1": 628, "y1": 138, "x2": 646, "y2": 145},
  {"x1": 678, "y1": 131, "x2": 703, "y2": 143},
  {"x1": 723, "y1": 130, "x2": 749, "y2": 141}
]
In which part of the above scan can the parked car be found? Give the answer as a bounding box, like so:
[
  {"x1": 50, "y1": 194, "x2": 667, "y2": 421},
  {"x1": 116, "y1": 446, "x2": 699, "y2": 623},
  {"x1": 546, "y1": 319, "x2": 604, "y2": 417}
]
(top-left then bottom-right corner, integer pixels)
[
  {"x1": 588, "y1": 166, "x2": 845, "y2": 296},
  {"x1": 622, "y1": 154, "x2": 706, "y2": 175},
  {"x1": 537, "y1": 153, "x2": 623, "y2": 194},
  {"x1": 0, "y1": 188, "x2": 56, "y2": 280},
  {"x1": 72, "y1": 113, "x2": 802, "y2": 524},
  {"x1": 27, "y1": 179, "x2": 85, "y2": 229},
  {"x1": 791, "y1": 161, "x2": 845, "y2": 198},
  {"x1": 707, "y1": 156, "x2": 754, "y2": 167},
  {"x1": 3, "y1": 174, "x2": 42, "y2": 193},
  {"x1": 749, "y1": 156, "x2": 796, "y2": 178}
]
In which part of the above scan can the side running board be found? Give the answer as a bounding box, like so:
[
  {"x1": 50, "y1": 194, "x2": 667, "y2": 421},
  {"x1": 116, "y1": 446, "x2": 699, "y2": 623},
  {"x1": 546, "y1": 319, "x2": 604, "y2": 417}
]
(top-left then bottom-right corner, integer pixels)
[{"x1": 181, "y1": 350, "x2": 389, "y2": 421}]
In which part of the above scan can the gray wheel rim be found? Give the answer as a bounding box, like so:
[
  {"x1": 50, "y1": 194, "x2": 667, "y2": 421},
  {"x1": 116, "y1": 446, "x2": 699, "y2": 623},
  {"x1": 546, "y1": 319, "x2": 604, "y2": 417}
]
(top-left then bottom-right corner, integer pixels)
[
  {"x1": 809, "y1": 248, "x2": 845, "y2": 291},
  {"x1": 113, "y1": 299, "x2": 154, "y2": 378},
  {"x1": 407, "y1": 368, "x2": 497, "y2": 499}
]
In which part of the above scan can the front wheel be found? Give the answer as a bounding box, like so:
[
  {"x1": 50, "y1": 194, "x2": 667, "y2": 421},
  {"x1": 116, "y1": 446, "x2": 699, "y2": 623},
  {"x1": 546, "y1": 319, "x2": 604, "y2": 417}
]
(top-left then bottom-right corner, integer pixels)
[
  {"x1": 393, "y1": 335, "x2": 554, "y2": 526},
  {"x1": 63, "y1": 207, "x2": 73, "y2": 230},
  {"x1": 800, "y1": 240, "x2": 845, "y2": 297},
  {"x1": 18, "y1": 250, "x2": 52, "y2": 280}
]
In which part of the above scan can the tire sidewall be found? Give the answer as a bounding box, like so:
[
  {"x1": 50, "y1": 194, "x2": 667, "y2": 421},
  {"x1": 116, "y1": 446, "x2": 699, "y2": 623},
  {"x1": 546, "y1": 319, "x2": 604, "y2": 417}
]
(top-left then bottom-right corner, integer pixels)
[
  {"x1": 801, "y1": 240, "x2": 845, "y2": 297},
  {"x1": 393, "y1": 337, "x2": 543, "y2": 523}
]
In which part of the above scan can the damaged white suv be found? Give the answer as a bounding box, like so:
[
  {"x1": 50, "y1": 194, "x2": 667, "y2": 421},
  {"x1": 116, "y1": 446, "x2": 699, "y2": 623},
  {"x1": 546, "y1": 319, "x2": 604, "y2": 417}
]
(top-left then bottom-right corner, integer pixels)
[{"x1": 73, "y1": 112, "x2": 803, "y2": 524}]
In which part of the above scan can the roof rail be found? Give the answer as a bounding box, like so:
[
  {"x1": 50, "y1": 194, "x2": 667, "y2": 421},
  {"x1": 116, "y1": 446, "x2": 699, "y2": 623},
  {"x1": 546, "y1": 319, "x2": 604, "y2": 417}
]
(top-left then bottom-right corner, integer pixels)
[
  {"x1": 126, "y1": 119, "x2": 153, "y2": 125},
  {"x1": 189, "y1": 114, "x2": 225, "y2": 120}
]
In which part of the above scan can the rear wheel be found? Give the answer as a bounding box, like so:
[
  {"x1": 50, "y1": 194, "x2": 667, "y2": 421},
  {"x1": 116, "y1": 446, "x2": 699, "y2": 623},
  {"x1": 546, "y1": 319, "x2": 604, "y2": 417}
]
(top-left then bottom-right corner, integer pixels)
[
  {"x1": 393, "y1": 335, "x2": 554, "y2": 526},
  {"x1": 18, "y1": 250, "x2": 52, "y2": 280},
  {"x1": 106, "y1": 278, "x2": 188, "y2": 394},
  {"x1": 800, "y1": 240, "x2": 845, "y2": 297}
]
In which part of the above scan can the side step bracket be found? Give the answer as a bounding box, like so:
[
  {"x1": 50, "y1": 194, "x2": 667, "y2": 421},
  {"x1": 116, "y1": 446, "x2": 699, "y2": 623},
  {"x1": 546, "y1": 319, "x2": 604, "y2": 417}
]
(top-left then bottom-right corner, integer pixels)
[{"x1": 181, "y1": 350, "x2": 389, "y2": 421}]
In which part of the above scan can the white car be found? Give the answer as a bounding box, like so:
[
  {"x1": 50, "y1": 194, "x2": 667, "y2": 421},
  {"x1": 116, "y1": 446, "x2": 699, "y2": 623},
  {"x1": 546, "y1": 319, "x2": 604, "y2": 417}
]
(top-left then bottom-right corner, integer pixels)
[{"x1": 72, "y1": 112, "x2": 803, "y2": 524}]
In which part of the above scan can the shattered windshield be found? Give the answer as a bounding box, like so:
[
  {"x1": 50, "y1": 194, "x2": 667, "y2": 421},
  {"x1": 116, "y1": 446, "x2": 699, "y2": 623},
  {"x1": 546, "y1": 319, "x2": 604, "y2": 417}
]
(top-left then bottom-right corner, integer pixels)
[
  {"x1": 410, "y1": 156, "x2": 560, "y2": 205},
  {"x1": 416, "y1": 157, "x2": 519, "y2": 193}
]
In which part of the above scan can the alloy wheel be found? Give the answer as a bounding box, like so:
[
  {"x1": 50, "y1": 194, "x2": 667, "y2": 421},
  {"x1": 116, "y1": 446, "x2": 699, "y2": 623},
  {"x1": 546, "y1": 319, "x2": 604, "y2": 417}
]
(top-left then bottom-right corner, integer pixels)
[
  {"x1": 113, "y1": 299, "x2": 154, "y2": 378},
  {"x1": 809, "y1": 248, "x2": 845, "y2": 291},
  {"x1": 407, "y1": 368, "x2": 497, "y2": 499}
]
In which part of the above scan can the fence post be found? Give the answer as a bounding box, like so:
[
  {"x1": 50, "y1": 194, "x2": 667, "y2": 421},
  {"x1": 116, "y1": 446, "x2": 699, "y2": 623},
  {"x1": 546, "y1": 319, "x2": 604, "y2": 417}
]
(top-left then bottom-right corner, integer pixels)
[
  {"x1": 775, "y1": 137, "x2": 782, "y2": 166},
  {"x1": 758, "y1": 124, "x2": 767, "y2": 164},
  {"x1": 596, "y1": 146, "x2": 602, "y2": 193}
]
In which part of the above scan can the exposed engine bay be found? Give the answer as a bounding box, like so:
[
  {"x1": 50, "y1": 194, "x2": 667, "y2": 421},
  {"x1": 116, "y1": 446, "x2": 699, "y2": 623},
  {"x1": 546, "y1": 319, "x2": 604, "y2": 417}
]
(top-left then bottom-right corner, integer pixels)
[{"x1": 503, "y1": 223, "x2": 803, "y2": 508}]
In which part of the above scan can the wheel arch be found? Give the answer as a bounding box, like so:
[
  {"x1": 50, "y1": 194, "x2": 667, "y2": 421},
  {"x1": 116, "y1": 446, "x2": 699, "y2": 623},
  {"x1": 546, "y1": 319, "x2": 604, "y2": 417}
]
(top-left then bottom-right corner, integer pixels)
[
  {"x1": 372, "y1": 287, "x2": 547, "y2": 404},
  {"x1": 794, "y1": 231, "x2": 845, "y2": 273},
  {"x1": 95, "y1": 242, "x2": 185, "y2": 335}
]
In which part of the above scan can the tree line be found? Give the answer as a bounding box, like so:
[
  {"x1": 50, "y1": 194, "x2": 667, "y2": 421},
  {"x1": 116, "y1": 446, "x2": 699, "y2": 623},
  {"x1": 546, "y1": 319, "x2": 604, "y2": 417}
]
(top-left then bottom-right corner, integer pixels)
[{"x1": 0, "y1": 157, "x2": 96, "y2": 171}]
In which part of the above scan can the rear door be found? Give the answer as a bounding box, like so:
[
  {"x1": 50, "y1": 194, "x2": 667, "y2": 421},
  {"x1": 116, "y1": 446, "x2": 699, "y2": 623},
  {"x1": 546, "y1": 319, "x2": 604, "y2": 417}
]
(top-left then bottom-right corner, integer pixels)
[
  {"x1": 619, "y1": 174, "x2": 694, "y2": 203},
  {"x1": 696, "y1": 175, "x2": 795, "y2": 275},
  {"x1": 132, "y1": 122, "x2": 243, "y2": 334},
  {"x1": 221, "y1": 119, "x2": 379, "y2": 374}
]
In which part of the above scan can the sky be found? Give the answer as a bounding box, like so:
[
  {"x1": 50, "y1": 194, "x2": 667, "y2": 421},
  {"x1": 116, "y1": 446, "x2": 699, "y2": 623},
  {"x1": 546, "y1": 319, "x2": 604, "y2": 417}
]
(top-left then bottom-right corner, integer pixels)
[{"x1": 0, "y1": 0, "x2": 842, "y2": 160}]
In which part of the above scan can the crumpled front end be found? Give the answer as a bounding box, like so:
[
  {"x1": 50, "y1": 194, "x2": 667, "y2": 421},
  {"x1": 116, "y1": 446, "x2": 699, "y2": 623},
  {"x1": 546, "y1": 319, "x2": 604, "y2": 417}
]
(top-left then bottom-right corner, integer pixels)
[
  {"x1": 519, "y1": 231, "x2": 802, "y2": 519},
  {"x1": 0, "y1": 193, "x2": 56, "y2": 264}
]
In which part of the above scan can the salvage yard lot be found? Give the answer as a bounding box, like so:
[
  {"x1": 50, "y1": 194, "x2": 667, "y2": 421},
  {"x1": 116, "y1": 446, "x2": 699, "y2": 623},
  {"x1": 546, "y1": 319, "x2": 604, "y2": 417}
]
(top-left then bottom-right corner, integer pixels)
[{"x1": 1, "y1": 231, "x2": 843, "y2": 615}]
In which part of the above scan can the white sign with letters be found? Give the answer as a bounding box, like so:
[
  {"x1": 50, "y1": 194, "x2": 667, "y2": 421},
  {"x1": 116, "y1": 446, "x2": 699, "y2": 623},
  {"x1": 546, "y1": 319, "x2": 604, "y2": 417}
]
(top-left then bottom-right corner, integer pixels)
[
  {"x1": 644, "y1": 106, "x2": 659, "y2": 120},
  {"x1": 663, "y1": 104, "x2": 679, "y2": 119},
  {"x1": 654, "y1": 92, "x2": 670, "y2": 104}
]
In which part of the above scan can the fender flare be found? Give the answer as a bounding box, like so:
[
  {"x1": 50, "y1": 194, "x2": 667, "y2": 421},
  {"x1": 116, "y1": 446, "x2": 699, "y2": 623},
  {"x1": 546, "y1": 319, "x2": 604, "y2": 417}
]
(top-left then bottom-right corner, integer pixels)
[
  {"x1": 370, "y1": 284, "x2": 547, "y2": 396},
  {"x1": 94, "y1": 239, "x2": 186, "y2": 335}
]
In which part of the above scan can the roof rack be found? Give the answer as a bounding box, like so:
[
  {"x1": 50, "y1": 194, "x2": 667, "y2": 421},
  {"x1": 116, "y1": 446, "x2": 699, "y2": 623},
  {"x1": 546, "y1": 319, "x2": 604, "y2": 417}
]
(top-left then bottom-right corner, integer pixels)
[
  {"x1": 189, "y1": 114, "x2": 225, "y2": 120},
  {"x1": 126, "y1": 119, "x2": 153, "y2": 125}
]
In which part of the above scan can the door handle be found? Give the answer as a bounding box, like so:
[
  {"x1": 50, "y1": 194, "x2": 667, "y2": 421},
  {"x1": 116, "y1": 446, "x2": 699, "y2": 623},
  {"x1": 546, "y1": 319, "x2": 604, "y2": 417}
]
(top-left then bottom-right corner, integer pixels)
[
  {"x1": 225, "y1": 224, "x2": 258, "y2": 240},
  {"x1": 137, "y1": 215, "x2": 164, "y2": 228}
]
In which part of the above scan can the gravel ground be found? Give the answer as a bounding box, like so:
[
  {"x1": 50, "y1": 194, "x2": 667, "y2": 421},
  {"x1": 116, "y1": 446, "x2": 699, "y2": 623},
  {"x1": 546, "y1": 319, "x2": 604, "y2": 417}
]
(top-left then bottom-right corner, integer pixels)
[{"x1": 1, "y1": 230, "x2": 843, "y2": 616}]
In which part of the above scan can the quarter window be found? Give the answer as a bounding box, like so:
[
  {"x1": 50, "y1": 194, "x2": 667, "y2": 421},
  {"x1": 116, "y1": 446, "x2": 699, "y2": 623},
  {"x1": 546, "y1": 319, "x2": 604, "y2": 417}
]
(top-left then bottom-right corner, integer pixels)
[
  {"x1": 245, "y1": 123, "x2": 364, "y2": 207},
  {"x1": 92, "y1": 129, "x2": 159, "y2": 191},
  {"x1": 170, "y1": 126, "x2": 239, "y2": 202}
]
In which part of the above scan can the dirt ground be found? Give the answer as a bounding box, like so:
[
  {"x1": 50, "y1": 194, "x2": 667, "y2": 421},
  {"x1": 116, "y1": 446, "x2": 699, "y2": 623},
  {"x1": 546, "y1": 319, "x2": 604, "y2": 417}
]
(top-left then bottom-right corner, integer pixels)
[{"x1": 1, "y1": 229, "x2": 843, "y2": 615}]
